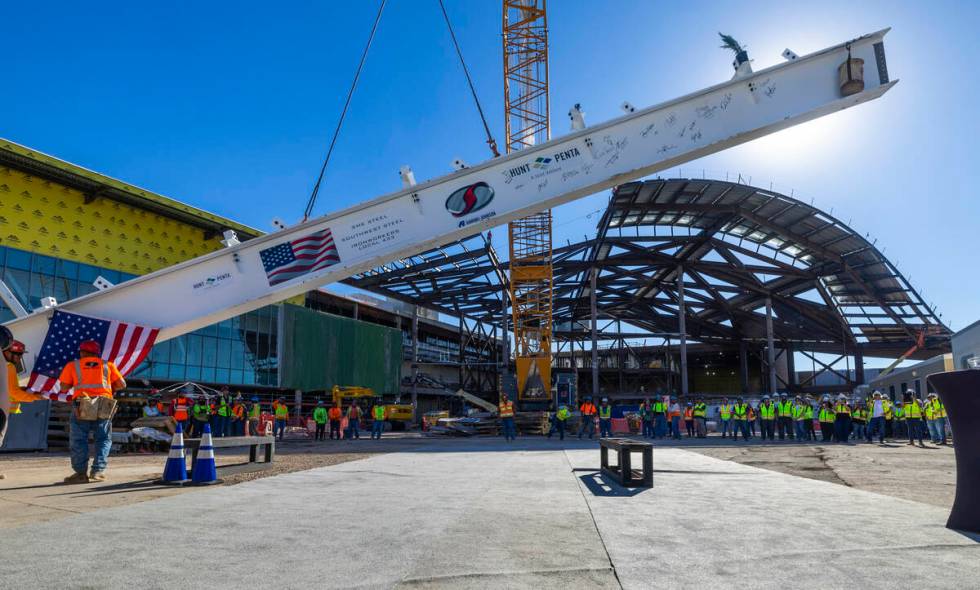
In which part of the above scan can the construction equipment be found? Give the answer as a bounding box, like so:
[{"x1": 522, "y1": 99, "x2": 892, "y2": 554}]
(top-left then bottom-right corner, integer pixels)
[
  {"x1": 503, "y1": 0, "x2": 554, "y2": 402},
  {"x1": 876, "y1": 327, "x2": 942, "y2": 379},
  {"x1": 5, "y1": 30, "x2": 897, "y2": 389},
  {"x1": 330, "y1": 385, "x2": 376, "y2": 406},
  {"x1": 453, "y1": 388, "x2": 500, "y2": 414}
]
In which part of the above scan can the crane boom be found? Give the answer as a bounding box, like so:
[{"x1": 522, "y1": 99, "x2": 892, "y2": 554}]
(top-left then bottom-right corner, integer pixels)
[{"x1": 5, "y1": 29, "x2": 896, "y2": 379}]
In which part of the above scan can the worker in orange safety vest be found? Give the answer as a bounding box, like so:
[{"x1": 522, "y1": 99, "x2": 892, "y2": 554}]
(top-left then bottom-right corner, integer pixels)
[
  {"x1": 578, "y1": 397, "x2": 598, "y2": 440},
  {"x1": 499, "y1": 393, "x2": 516, "y2": 441},
  {"x1": 327, "y1": 403, "x2": 343, "y2": 440},
  {"x1": 1, "y1": 340, "x2": 44, "y2": 480},
  {"x1": 58, "y1": 340, "x2": 126, "y2": 484}
]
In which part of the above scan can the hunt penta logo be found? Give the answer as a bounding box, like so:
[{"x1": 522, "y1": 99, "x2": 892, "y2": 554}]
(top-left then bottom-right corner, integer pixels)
[{"x1": 445, "y1": 182, "x2": 494, "y2": 218}]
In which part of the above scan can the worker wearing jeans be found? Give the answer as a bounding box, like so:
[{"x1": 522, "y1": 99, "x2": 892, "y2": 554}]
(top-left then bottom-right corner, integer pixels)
[
  {"x1": 69, "y1": 412, "x2": 112, "y2": 477},
  {"x1": 598, "y1": 399, "x2": 612, "y2": 438},
  {"x1": 371, "y1": 403, "x2": 386, "y2": 440}
]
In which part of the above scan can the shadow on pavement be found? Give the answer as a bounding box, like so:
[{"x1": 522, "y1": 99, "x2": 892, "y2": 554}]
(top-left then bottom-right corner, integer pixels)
[{"x1": 578, "y1": 471, "x2": 649, "y2": 497}]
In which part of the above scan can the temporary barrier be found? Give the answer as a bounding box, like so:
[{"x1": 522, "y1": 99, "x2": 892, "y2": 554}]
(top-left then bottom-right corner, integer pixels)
[{"x1": 279, "y1": 305, "x2": 401, "y2": 394}]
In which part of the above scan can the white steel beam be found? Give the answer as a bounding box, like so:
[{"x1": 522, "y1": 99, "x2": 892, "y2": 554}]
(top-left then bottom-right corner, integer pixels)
[{"x1": 5, "y1": 29, "x2": 896, "y2": 377}]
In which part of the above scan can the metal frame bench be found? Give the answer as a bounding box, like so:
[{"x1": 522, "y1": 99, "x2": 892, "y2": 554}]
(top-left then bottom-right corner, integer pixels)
[
  {"x1": 184, "y1": 435, "x2": 275, "y2": 478},
  {"x1": 599, "y1": 438, "x2": 653, "y2": 488}
]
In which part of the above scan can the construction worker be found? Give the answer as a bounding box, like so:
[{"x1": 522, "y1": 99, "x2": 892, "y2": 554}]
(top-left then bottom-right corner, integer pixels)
[
  {"x1": 717, "y1": 397, "x2": 732, "y2": 439},
  {"x1": 371, "y1": 400, "x2": 386, "y2": 440},
  {"x1": 228, "y1": 394, "x2": 243, "y2": 436},
  {"x1": 692, "y1": 398, "x2": 707, "y2": 438},
  {"x1": 747, "y1": 403, "x2": 757, "y2": 438},
  {"x1": 924, "y1": 393, "x2": 947, "y2": 445},
  {"x1": 652, "y1": 396, "x2": 668, "y2": 439},
  {"x1": 57, "y1": 340, "x2": 126, "y2": 483},
  {"x1": 597, "y1": 398, "x2": 612, "y2": 438},
  {"x1": 668, "y1": 396, "x2": 682, "y2": 440},
  {"x1": 272, "y1": 397, "x2": 289, "y2": 441},
  {"x1": 141, "y1": 397, "x2": 161, "y2": 417},
  {"x1": 866, "y1": 391, "x2": 888, "y2": 444},
  {"x1": 776, "y1": 393, "x2": 794, "y2": 440},
  {"x1": 683, "y1": 403, "x2": 694, "y2": 437},
  {"x1": 346, "y1": 402, "x2": 362, "y2": 440},
  {"x1": 323, "y1": 402, "x2": 340, "y2": 439},
  {"x1": 792, "y1": 396, "x2": 808, "y2": 441},
  {"x1": 312, "y1": 400, "x2": 328, "y2": 441},
  {"x1": 903, "y1": 391, "x2": 925, "y2": 447},
  {"x1": 191, "y1": 397, "x2": 210, "y2": 437},
  {"x1": 851, "y1": 401, "x2": 867, "y2": 441},
  {"x1": 172, "y1": 392, "x2": 190, "y2": 434},
  {"x1": 758, "y1": 396, "x2": 776, "y2": 441},
  {"x1": 639, "y1": 398, "x2": 654, "y2": 438},
  {"x1": 732, "y1": 397, "x2": 750, "y2": 441},
  {"x1": 818, "y1": 400, "x2": 835, "y2": 442},
  {"x1": 1, "y1": 340, "x2": 44, "y2": 479},
  {"x1": 833, "y1": 395, "x2": 851, "y2": 444},
  {"x1": 212, "y1": 387, "x2": 231, "y2": 437},
  {"x1": 804, "y1": 396, "x2": 816, "y2": 441},
  {"x1": 247, "y1": 396, "x2": 261, "y2": 436},
  {"x1": 893, "y1": 400, "x2": 906, "y2": 439},
  {"x1": 550, "y1": 404, "x2": 570, "y2": 440},
  {"x1": 499, "y1": 393, "x2": 516, "y2": 441},
  {"x1": 578, "y1": 396, "x2": 597, "y2": 439}
]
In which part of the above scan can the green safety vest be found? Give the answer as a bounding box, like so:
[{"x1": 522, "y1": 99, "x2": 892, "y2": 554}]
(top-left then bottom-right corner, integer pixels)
[
  {"x1": 904, "y1": 401, "x2": 922, "y2": 419},
  {"x1": 719, "y1": 405, "x2": 732, "y2": 419},
  {"x1": 599, "y1": 405, "x2": 612, "y2": 419},
  {"x1": 777, "y1": 401, "x2": 793, "y2": 417},
  {"x1": 313, "y1": 407, "x2": 328, "y2": 424},
  {"x1": 248, "y1": 403, "x2": 261, "y2": 419},
  {"x1": 804, "y1": 405, "x2": 814, "y2": 420},
  {"x1": 792, "y1": 404, "x2": 805, "y2": 420},
  {"x1": 693, "y1": 403, "x2": 706, "y2": 418},
  {"x1": 759, "y1": 404, "x2": 775, "y2": 420},
  {"x1": 819, "y1": 408, "x2": 835, "y2": 422},
  {"x1": 192, "y1": 404, "x2": 209, "y2": 421},
  {"x1": 217, "y1": 400, "x2": 229, "y2": 417},
  {"x1": 733, "y1": 404, "x2": 747, "y2": 419},
  {"x1": 653, "y1": 401, "x2": 665, "y2": 413},
  {"x1": 373, "y1": 406, "x2": 386, "y2": 420},
  {"x1": 557, "y1": 407, "x2": 570, "y2": 421},
  {"x1": 274, "y1": 404, "x2": 289, "y2": 419}
]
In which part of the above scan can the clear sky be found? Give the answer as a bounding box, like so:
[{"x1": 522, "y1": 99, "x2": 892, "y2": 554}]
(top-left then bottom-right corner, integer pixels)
[{"x1": 3, "y1": 0, "x2": 978, "y2": 339}]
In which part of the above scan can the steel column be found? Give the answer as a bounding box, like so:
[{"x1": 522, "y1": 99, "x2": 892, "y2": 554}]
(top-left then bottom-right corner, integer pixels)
[
  {"x1": 677, "y1": 266, "x2": 688, "y2": 397},
  {"x1": 591, "y1": 268, "x2": 599, "y2": 397},
  {"x1": 766, "y1": 296, "x2": 777, "y2": 394}
]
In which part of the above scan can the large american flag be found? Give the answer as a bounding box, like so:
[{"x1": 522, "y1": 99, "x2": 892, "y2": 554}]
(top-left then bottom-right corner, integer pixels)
[
  {"x1": 259, "y1": 228, "x2": 341, "y2": 286},
  {"x1": 28, "y1": 310, "x2": 160, "y2": 402}
]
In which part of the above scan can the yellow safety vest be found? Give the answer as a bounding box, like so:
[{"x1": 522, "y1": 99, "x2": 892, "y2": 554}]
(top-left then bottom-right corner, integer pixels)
[
  {"x1": 719, "y1": 405, "x2": 732, "y2": 419},
  {"x1": 905, "y1": 401, "x2": 922, "y2": 419},
  {"x1": 733, "y1": 404, "x2": 747, "y2": 419},
  {"x1": 759, "y1": 404, "x2": 775, "y2": 419},
  {"x1": 599, "y1": 405, "x2": 612, "y2": 419}
]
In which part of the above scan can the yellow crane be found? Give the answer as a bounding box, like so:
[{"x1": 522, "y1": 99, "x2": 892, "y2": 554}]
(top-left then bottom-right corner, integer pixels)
[{"x1": 503, "y1": 0, "x2": 553, "y2": 403}]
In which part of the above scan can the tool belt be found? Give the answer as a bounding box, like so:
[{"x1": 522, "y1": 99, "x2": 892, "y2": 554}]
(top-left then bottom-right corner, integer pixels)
[{"x1": 75, "y1": 396, "x2": 118, "y2": 421}]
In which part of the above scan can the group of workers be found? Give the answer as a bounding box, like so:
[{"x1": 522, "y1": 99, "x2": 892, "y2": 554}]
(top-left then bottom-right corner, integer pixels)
[
  {"x1": 522, "y1": 389, "x2": 952, "y2": 447},
  {"x1": 143, "y1": 386, "x2": 264, "y2": 439},
  {"x1": 310, "y1": 399, "x2": 388, "y2": 442}
]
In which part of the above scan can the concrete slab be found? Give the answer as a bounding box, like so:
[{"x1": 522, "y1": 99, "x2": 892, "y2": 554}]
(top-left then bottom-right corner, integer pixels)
[
  {"x1": 565, "y1": 447, "x2": 980, "y2": 590},
  {"x1": 0, "y1": 440, "x2": 976, "y2": 589}
]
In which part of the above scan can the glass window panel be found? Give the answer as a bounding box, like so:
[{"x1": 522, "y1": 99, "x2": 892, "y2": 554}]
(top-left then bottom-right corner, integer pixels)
[
  {"x1": 104, "y1": 270, "x2": 122, "y2": 284},
  {"x1": 200, "y1": 366, "x2": 216, "y2": 384},
  {"x1": 242, "y1": 370, "x2": 256, "y2": 385},
  {"x1": 200, "y1": 323, "x2": 218, "y2": 337},
  {"x1": 32, "y1": 254, "x2": 55, "y2": 276},
  {"x1": 6, "y1": 248, "x2": 31, "y2": 271},
  {"x1": 201, "y1": 336, "x2": 217, "y2": 368},
  {"x1": 231, "y1": 370, "x2": 245, "y2": 385},
  {"x1": 57, "y1": 259, "x2": 78, "y2": 282},
  {"x1": 217, "y1": 339, "x2": 232, "y2": 368},
  {"x1": 77, "y1": 264, "x2": 100, "y2": 285},
  {"x1": 215, "y1": 368, "x2": 230, "y2": 384},
  {"x1": 217, "y1": 320, "x2": 234, "y2": 339},
  {"x1": 168, "y1": 363, "x2": 186, "y2": 380},
  {"x1": 186, "y1": 335, "x2": 203, "y2": 365},
  {"x1": 170, "y1": 336, "x2": 188, "y2": 365},
  {"x1": 185, "y1": 366, "x2": 201, "y2": 381}
]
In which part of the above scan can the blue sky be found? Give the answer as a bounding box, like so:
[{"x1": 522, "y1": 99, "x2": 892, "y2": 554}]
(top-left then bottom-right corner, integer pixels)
[{"x1": 3, "y1": 0, "x2": 978, "y2": 342}]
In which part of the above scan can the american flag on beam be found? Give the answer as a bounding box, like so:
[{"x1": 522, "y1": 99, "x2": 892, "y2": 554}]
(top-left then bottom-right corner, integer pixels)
[
  {"x1": 259, "y1": 228, "x2": 341, "y2": 286},
  {"x1": 28, "y1": 310, "x2": 160, "y2": 402}
]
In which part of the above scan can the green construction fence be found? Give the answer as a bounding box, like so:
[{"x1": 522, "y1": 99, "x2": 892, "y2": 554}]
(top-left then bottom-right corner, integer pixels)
[{"x1": 279, "y1": 304, "x2": 402, "y2": 394}]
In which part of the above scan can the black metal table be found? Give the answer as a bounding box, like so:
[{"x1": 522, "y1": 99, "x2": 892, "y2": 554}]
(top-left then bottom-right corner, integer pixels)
[{"x1": 599, "y1": 438, "x2": 653, "y2": 487}]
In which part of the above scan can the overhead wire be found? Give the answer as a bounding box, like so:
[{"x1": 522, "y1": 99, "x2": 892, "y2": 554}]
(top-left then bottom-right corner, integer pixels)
[
  {"x1": 302, "y1": 0, "x2": 387, "y2": 221},
  {"x1": 437, "y1": 0, "x2": 500, "y2": 158}
]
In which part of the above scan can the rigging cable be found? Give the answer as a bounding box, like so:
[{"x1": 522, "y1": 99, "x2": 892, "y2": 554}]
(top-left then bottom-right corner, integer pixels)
[
  {"x1": 302, "y1": 0, "x2": 387, "y2": 221},
  {"x1": 437, "y1": 0, "x2": 500, "y2": 158}
]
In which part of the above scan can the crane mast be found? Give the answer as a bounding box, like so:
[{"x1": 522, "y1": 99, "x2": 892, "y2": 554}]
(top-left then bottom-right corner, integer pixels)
[{"x1": 503, "y1": 0, "x2": 553, "y2": 403}]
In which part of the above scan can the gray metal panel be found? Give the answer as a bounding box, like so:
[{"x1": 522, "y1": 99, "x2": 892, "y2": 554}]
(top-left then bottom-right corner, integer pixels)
[{"x1": 1, "y1": 400, "x2": 50, "y2": 451}]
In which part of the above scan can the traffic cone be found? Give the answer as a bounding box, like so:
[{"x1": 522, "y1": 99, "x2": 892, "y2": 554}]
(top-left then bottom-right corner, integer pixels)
[
  {"x1": 191, "y1": 424, "x2": 222, "y2": 485},
  {"x1": 161, "y1": 423, "x2": 189, "y2": 485}
]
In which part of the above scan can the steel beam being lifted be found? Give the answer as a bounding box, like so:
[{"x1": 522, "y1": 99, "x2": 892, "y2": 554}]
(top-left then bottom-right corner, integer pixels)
[{"x1": 4, "y1": 29, "x2": 896, "y2": 379}]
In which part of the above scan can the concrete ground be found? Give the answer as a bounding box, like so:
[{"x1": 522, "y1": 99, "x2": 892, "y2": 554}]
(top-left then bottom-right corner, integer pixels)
[{"x1": 0, "y1": 437, "x2": 975, "y2": 589}]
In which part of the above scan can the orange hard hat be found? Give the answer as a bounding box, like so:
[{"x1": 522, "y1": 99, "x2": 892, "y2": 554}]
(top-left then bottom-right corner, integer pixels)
[
  {"x1": 7, "y1": 340, "x2": 26, "y2": 354},
  {"x1": 79, "y1": 340, "x2": 101, "y2": 354}
]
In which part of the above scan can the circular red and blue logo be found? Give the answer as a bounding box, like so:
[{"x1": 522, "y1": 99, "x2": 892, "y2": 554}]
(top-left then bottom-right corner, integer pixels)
[{"x1": 445, "y1": 182, "x2": 494, "y2": 218}]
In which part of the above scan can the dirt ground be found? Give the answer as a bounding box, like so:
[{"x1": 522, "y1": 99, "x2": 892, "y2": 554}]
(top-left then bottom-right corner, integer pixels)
[
  {"x1": 0, "y1": 435, "x2": 422, "y2": 529},
  {"x1": 689, "y1": 440, "x2": 957, "y2": 508}
]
